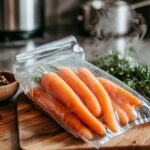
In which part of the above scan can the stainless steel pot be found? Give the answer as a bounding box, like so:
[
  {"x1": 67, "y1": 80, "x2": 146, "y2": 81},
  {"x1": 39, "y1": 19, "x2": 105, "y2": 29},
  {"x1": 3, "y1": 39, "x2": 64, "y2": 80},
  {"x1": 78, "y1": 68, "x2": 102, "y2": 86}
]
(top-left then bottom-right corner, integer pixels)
[{"x1": 0, "y1": 0, "x2": 44, "y2": 40}]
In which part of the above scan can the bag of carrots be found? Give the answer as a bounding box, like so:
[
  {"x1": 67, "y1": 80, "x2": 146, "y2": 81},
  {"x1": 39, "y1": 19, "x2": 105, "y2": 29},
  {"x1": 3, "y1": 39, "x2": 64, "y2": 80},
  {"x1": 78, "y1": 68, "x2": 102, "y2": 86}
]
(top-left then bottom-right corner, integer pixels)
[{"x1": 14, "y1": 36, "x2": 150, "y2": 149}]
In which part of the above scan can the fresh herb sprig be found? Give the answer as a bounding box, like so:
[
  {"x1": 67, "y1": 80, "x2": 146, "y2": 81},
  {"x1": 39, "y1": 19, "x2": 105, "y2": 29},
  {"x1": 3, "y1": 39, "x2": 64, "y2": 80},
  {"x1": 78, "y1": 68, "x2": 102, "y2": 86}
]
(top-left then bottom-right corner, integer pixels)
[{"x1": 91, "y1": 51, "x2": 150, "y2": 102}]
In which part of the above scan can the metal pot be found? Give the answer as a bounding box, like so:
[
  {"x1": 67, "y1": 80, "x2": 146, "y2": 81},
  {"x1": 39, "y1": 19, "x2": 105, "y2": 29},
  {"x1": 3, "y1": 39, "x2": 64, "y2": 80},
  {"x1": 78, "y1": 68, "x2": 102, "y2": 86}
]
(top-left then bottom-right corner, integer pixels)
[{"x1": 0, "y1": 0, "x2": 44, "y2": 40}]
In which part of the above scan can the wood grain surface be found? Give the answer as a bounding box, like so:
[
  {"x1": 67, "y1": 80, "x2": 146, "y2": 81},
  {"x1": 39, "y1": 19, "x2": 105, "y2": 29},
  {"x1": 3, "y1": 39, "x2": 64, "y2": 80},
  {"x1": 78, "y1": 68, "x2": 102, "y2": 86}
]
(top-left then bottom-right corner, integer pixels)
[
  {"x1": 17, "y1": 93, "x2": 150, "y2": 150},
  {"x1": 0, "y1": 100, "x2": 19, "y2": 150}
]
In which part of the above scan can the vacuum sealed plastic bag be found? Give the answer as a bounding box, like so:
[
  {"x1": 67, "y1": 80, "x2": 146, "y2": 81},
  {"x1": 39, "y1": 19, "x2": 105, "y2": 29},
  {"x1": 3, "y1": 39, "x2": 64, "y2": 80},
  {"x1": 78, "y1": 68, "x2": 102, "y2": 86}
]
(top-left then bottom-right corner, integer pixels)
[{"x1": 14, "y1": 36, "x2": 150, "y2": 149}]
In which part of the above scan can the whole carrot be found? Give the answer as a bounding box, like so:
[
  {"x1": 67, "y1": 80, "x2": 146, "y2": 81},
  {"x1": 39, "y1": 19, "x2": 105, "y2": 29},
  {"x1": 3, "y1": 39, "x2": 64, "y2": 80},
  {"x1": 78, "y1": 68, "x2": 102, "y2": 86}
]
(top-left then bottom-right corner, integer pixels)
[
  {"x1": 112, "y1": 101, "x2": 129, "y2": 125},
  {"x1": 28, "y1": 87, "x2": 93, "y2": 140},
  {"x1": 41, "y1": 72, "x2": 106, "y2": 136},
  {"x1": 58, "y1": 67, "x2": 101, "y2": 117},
  {"x1": 77, "y1": 67, "x2": 118, "y2": 132},
  {"x1": 98, "y1": 77, "x2": 141, "y2": 107}
]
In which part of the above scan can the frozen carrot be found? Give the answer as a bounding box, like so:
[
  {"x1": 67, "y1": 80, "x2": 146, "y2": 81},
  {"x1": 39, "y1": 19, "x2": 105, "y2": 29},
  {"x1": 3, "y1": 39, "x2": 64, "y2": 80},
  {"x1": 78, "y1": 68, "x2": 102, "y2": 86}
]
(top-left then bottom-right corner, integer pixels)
[
  {"x1": 112, "y1": 101, "x2": 129, "y2": 125},
  {"x1": 77, "y1": 67, "x2": 118, "y2": 132},
  {"x1": 28, "y1": 87, "x2": 93, "y2": 140},
  {"x1": 58, "y1": 67, "x2": 101, "y2": 117},
  {"x1": 41, "y1": 72, "x2": 106, "y2": 136},
  {"x1": 98, "y1": 77, "x2": 141, "y2": 107}
]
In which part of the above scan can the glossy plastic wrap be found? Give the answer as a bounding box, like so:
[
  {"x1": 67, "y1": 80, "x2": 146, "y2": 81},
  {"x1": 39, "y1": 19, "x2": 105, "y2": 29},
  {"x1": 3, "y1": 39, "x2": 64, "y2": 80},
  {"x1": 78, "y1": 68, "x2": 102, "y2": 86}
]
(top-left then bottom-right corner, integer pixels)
[{"x1": 14, "y1": 36, "x2": 150, "y2": 149}]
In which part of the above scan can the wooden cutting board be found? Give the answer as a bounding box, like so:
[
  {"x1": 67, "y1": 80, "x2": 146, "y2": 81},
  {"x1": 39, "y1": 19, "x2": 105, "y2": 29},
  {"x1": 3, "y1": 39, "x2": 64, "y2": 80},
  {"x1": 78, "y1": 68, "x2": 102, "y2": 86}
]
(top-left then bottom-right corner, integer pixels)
[
  {"x1": 17, "y1": 93, "x2": 150, "y2": 150},
  {"x1": 0, "y1": 101, "x2": 19, "y2": 150}
]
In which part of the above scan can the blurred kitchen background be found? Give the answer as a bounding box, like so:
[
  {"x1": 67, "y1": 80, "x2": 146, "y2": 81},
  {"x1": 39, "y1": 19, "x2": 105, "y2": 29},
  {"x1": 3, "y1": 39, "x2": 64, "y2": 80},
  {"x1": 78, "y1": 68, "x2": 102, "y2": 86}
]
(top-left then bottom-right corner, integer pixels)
[
  {"x1": 1, "y1": 0, "x2": 150, "y2": 70},
  {"x1": 45, "y1": 0, "x2": 150, "y2": 37}
]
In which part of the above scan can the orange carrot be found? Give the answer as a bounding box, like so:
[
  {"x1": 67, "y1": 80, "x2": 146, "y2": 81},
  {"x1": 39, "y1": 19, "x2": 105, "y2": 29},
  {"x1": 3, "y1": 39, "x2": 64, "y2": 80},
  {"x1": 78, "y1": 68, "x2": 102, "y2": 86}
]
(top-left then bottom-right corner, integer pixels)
[
  {"x1": 112, "y1": 101, "x2": 129, "y2": 125},
  {"x1": 97, "y1": 77, "x2": 138, "y2": 122},
  {"x1": 58, "y1": 67, "x2": 101, "y2": 117},
  {"x1": 108, "y1": 96, "x2": 137, "y2": 122},
  {"x1": 123, "y1": 104, "x2": 137, "y2": 122},
  {"x1": 76, "y1": 67, "x2": 118, "y2": 132},
  {"x1": 98, "y1": 77, "x2": 141, "y2": 107},
  {"x1": 41, "y1": 72, "x2": 106, "y2": 136},
  {"x1": 28, "y1": 87, "x2": 93, "y2": 140}
]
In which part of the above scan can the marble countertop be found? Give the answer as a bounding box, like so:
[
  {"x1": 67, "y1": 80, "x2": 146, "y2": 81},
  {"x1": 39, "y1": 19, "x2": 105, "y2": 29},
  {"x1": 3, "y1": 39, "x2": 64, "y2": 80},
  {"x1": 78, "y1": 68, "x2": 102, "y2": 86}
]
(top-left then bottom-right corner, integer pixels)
[{"x1": 0, "y1": 34, "x2": 150, "y2": 72}]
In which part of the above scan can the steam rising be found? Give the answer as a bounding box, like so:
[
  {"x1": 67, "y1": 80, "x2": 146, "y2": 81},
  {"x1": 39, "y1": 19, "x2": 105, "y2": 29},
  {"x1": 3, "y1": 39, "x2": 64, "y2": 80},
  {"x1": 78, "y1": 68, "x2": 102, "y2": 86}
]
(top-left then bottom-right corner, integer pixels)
[
  {"x1": 94, "y1": 2, "x2": 131, "y2": 39},
  {"x1": 88, "y1": 0, "x2": 148, "y2": 63}
]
